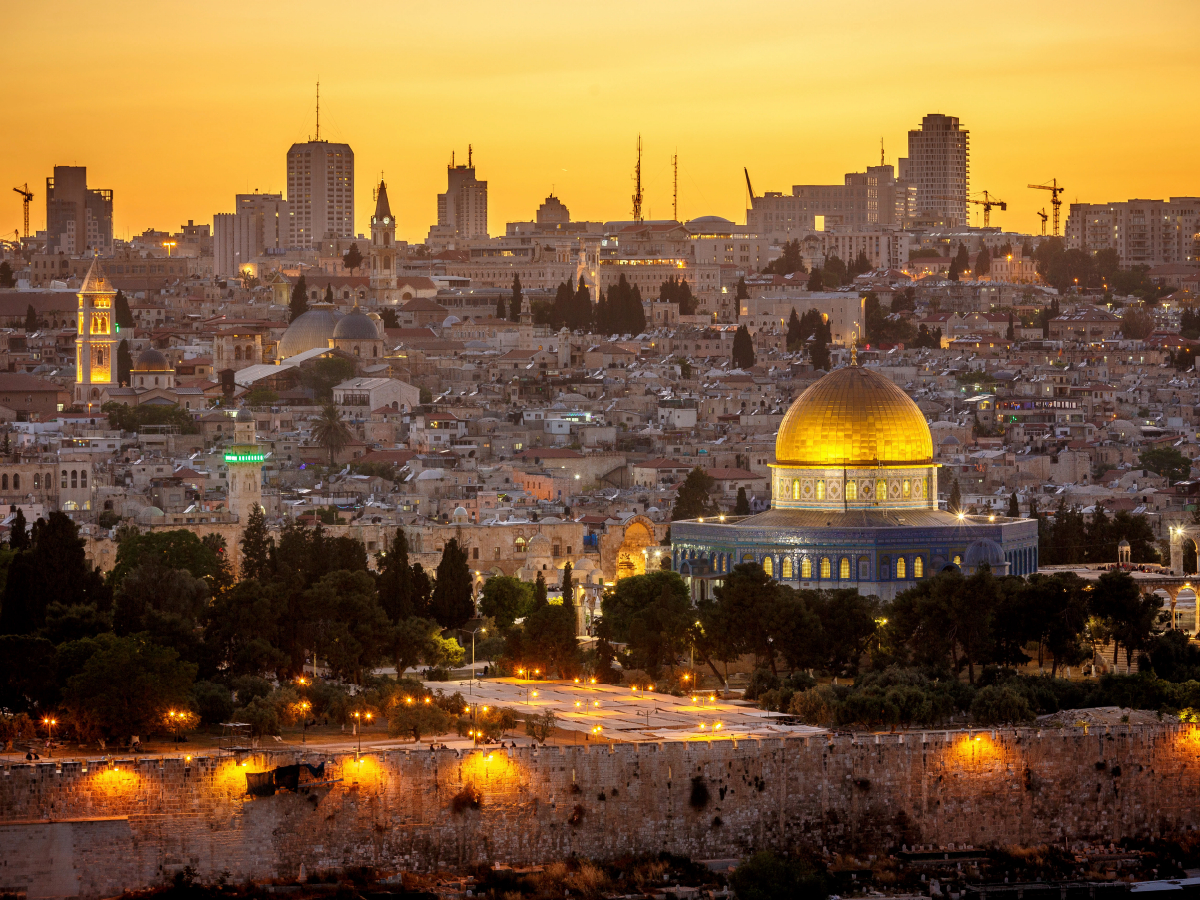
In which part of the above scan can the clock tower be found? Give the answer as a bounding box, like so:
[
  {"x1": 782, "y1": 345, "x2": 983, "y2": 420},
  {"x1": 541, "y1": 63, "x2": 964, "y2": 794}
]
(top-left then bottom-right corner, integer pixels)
[
  {"x1": 74, "y1": 258, "x2": 119, "y2": 409},
  {"x1": 370, "y1": 178, "x2": 397, "y2": 304}
]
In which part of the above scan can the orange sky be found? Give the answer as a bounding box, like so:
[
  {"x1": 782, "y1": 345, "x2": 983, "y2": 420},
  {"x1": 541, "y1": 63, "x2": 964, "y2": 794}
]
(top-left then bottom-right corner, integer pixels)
[{"x1": 4, "y1": 0, "x2": 1199, "y2": 244}]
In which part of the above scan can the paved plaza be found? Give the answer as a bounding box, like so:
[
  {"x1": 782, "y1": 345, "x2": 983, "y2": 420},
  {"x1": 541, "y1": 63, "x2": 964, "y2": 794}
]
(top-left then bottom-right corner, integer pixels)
[{"x1": 426, "y1": 677, "x2": 827, "y2": 742}]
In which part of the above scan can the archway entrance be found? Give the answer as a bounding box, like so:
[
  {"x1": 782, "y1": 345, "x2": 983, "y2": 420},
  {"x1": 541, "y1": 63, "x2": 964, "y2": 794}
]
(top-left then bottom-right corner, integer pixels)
[
  {"x1": 615, "y1": 518, "x2": 657, "y2": 582},
  {"x1": 1170, "y1": 526, "x2": 1200, "y2": 575}
]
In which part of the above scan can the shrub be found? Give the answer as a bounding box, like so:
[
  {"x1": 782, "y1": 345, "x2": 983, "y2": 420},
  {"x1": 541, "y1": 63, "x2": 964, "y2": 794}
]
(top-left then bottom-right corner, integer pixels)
[
  {"x1": 191, "y1": 680, "x2": 233, "y2": 725},
  {"x1": 970, "y1": 685, "x2": 1036, "y2": 724},
  {"x1": 789, "y1": 685, "x2": 839, "y2": 726},
  {"x1": 743, "y1": 668, "x2": 780, "y2": 701}
]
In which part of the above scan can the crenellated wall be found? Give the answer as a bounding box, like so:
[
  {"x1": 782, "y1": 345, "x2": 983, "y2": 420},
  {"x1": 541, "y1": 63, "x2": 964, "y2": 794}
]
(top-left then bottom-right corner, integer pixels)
[{"x1": 3, "y1": 726, "x2": 1200, "y2": 900}]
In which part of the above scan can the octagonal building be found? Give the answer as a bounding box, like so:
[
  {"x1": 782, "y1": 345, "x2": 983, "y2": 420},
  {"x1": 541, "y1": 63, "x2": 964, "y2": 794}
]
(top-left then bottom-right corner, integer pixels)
[{"x1": 670, "y1": 359, "x2": 1038, "y2": 601}]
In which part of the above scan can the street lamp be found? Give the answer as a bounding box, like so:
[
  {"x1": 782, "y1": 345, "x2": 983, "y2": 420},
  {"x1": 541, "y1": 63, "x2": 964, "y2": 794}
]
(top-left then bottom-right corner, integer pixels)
[
  {"x1": 300, "y1": 701, "x2": 312, "y2": 744},
  {"x1": 352, "y1": 711, "x2": 372, "y2": 756},
  {"x1": 162, "y1": 240, "x2": 176, "y2": 258},
  {"x1": 467, "y1": 626, "x2": 486, "y2": 693},
  {"x1": 42, "y1": 716, "x2": 57, "y2": 757}
]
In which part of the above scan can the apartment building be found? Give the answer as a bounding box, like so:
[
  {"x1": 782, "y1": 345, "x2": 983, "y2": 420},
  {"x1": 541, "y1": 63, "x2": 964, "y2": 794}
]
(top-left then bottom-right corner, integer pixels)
[
  {"x1": 1065, "y1": 198, "x2": 1200, "y2": 267},
  {"x1": 746, "y1": 165, "x2": 911, "y2": 241},
  {"x1": 214, "y1": 192, "x2": 291, "y2": 276},
  {"x1": 905, "y1": 114, "x2": 970, "y2": 228},
  {"x1": 286, "y1": 140, "x2": 354, "y2": 247}
]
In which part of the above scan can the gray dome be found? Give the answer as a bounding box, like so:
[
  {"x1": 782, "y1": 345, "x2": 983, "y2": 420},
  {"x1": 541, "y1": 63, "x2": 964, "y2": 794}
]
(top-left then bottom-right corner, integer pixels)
[
  {"x1": 333, "y1": 307, "x2": 380, "y2": 340},
  {"x1": 964, "y1": 538, "x2": 1005, "y2": 570},
  {"x1": 236, "y1": 407, "x2": 254, "y2": 421},
  {"x1": 278, "y1": 307, "x2": 341, "y2": 358},
  {"x1": 134, "y1": 348, "x2": 170, "y2": 371}
]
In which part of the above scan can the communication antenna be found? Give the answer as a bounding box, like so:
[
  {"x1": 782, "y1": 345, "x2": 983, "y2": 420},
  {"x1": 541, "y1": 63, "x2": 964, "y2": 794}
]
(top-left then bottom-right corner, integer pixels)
[
  {"x1": 632, "y1": 135, "x2": 643, "y2": 223},
  {"x1": 672, "y1": 152, "x2": 678, "y2": 222},
  {"x1": 880, "y1": 138, "x2": 884, "y2": 167},
  {"x1": 468, "y1": 144, "x2": 473, "y2": 168},
  {"x1": 315, "y1": 79, "x2": 320, "y2": 141}
]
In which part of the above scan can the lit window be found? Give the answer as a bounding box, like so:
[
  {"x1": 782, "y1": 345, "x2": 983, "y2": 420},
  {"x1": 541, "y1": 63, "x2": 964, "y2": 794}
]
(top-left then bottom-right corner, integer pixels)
[
  {"x1": 762, "y1": 556, "x2": 773, "y2": 577},
  {"x1": 782, "y1": 557, "x2": 792, "y2": 579},
  {"x1": 820, "y1": 557, "x2": 831, "y2": 578},
  {"x1": 896, "y1": 557, "x2": 907, "y2": 579},
  {"x1": 876, "y1": 479, "x2": 886, "y2": 501},
  {"x1": 801, "y1": 557, "x2": 812, "y2": 579},
  {"x1": 816, "y1": 480, "x2": 825, "y2": 501},
  {"x1": 902, "y1": 479, "x2": 911, "y2": 498},
  {"x1": 846, "y1": 480, "x2": 856, "y2": 500},
  {"x1": 953, "y1": 555, "x2": 962, "y2": 567},
  {"x1": 792, "y1": 478, "x2": 800, "y2": 500},
  {"x1": 840, "y1": 557, "x2": 850, "y2": 579},
  {"x1": 914, "y1": 556, "x2": 924, "y2": 578}
]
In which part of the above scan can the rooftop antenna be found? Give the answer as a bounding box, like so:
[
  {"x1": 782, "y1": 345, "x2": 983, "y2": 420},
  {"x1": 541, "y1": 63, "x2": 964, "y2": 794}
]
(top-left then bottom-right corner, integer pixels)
[
  {"x1": 451, "y1": 150, "x2": 455, "y2": 168},
  {"x1": 315, "y1": 79, "x2": 320, "y2": 141},
  {"x1": 632, "y1": 135, "x2": 643, "y2": 223},
  {"x1": 880, "y1": 137, "x2": 884, "y2": 166},
  {"x1": 672, "y1": 152, "x2": 678, "y2": 222},
  {"x1": 468, "y1": 144, "x2": 473, "y2": 168}
]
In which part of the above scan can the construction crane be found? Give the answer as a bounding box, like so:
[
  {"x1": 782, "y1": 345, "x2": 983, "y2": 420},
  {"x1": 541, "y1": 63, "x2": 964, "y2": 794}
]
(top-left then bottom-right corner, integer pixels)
[
  {"x1": 1028, "y1": 179, "x2": 1065, "y2": 236},
  {"x1": 744, "y1": 167, "x2": 757, "y2": 205},
  {"x1": 939, "y1": 191, "x2": 1007, "y2": 228},
  {"x1": 12, "y1": 184, "x2": 33, "y2": 239},
  {"x1": 1036, "y1": 208, "x2": 1049, "y2": 236}
]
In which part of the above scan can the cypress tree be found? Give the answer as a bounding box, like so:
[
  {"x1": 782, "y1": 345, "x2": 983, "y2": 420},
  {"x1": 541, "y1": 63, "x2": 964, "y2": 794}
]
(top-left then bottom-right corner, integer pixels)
[
  {"x1": 324, "y1": 283, "x2": 334, "y2": 302},
  {"x1": 509, "y1": 274, "x2": 522, "y2": 322},
  {"x1": 735, "y1": 487, "x2": 750, "y2": 515},
  {"x1": 9, "y1": 507, "x2": 28, "y2": 550},
  {"x1": 732, "y1": 324, "x2": 755, "y2": 369},
  {"x1": 560, "y1": 562, "x2": 573, "y2": 606},
  {"x1": 114, "y1": 290, "x2": 134, "y2": 329},
  {"x1": 1007, "y1": 492, "x2": 1020, "y2": 518},
  {"x1": 24, "y1": 304, "x2": 37, "y2": 332},
  {"x1": 976, "y1": 245, "x2": 992, "y2": 276},
  {"x1": 948, "y1": 479, "x2": 962, "y2": 514},
  {"x1": 430, "y1": 537, "x2": 475, "y2": 629},
  {"x1": 573, "y1": 275, "x2": 591, "y2": 331},
  {"x1": 289, "y1": 275, "x2": 309, "y2": 322},
  {"x1": 117, "y1": 339, "x2": 132, "y2": 387},
  {"x1": 806, "y1": 268, "x2": 824, "y2": 291},
  {"x1": 240, "y1": 504, "x2": 272, "y2": 582},
  {"x1": 495, "y1": 293, "x2": 506, "y2": 320},
  {"x1": 377, "y1": 528, "x2": 415, "y2": 622},
  {"x1": 534, "y1": 570, "x2": 547, "y2": 607},
  {"x1": 786, "y1": 308, "x2": 803, "y2": 350}
]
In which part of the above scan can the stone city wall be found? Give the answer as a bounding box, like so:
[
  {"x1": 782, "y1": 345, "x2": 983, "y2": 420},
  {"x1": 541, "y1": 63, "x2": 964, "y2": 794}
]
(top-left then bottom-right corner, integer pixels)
[{"x1": 3, "y1": 727, "x2": 1200, "y2": 899}]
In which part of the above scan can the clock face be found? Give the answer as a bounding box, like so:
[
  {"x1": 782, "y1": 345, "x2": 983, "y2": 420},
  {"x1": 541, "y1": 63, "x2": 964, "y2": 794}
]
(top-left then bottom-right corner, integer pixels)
[{"x1": 383, "y1": 217, "x2": 390, "y2": 225}]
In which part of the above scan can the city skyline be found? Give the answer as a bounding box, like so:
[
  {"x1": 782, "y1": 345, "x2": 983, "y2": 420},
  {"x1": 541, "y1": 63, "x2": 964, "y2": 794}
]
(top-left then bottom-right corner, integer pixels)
[{"x1": 3, "y1": 0, "x2": 1199, "y2": 243}]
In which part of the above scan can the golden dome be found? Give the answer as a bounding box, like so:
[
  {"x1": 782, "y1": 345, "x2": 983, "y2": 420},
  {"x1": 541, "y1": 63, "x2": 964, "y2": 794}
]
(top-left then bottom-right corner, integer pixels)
[{"x1": 775, "y1": 365, "x2": 932, "y2": 467}]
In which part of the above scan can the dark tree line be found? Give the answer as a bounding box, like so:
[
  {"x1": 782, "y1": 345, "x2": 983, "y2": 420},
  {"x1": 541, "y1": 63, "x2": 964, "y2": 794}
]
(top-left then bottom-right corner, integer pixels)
[{"x1": 594, "y1": 274, "x2": 647, "y2": 336}]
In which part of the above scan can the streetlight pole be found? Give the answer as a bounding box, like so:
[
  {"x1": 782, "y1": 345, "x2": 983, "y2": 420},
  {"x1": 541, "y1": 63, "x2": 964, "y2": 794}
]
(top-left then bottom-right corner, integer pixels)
[
  {"x1": 42, "y1": 717, "x2": 56, "y2": 757},
  {"x1": 468, "y1": 626, "x2": 486, "y2": 694}
]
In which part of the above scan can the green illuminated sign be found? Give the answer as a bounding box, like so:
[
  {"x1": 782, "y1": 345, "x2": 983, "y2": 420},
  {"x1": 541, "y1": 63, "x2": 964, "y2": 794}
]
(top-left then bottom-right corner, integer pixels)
[{"x1": 224, "y1": 453, "x2": 266, "y2": 464}]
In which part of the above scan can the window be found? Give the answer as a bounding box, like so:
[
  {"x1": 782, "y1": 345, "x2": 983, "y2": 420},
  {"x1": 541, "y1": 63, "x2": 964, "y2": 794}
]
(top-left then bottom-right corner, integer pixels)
[
  {"x1": 876, "y1": 479, "x2": 886, "y2": 501},
  {"x1": 33, "y1": 474, "x2": 38, "y2": 489},
  {"x1": 902, "y1": 479, "x2": 911, "y2": 498},
  {"x1": 515, "y1": 537, "x2": 527, "y2": 552},
  {"x1": 792, "y1": 478, "x2": 799, "y2": 500},
  {"x1": 472, "y1": 547, "x2": 479, "y2": 560},
  {"x1": 914, "y1": 556, "x2": 924, "y2": 578},
  {"x1": 762, "y1": 556, "x2": 773, "y2": 576},
  {"x1": 553, "y1": 545, "x2": 561, "y2": 557},
  {"x1": 846, "y1": 480, "x2": 856, "y2": 500},
  {"x1": 1, "y1": 475, "x2": 6, "y2": 490},
  {"x1": 953, "y1": 554, "x2": 962, "y2": 567},
  {"x1": 840, "y1": 557, "x2": 850, "y2": 579},
  {"x1": 782, "y1": 557, "x2": 793, "y2": 579},
  {"x1": 896, "y1": 557, "x2": 907, "y2": 579},
  {"x1": 12, "y1": 474, "x2": 17, "y2": 490},
  {"x1": 801, "y1": 557, "x2": 812, "y2": 579},
  {"x1": 880, "y1": 556, "x2": 890, "y2": 580},
  {"x1": 820, "y1": 557, "x2": 831, "y2": 578},
  {"x1": 61, "y1": 470, "x2": 67, "y2": 488},
  {"x1": 816, "y1": 480, "x2": 825, "y2": 501},
  {"x1": 494, "y1": 547, "x2": 501, "y2": 559},
  {"x1": 858, "y1": 555, "x2": 871, "y2": 580}
]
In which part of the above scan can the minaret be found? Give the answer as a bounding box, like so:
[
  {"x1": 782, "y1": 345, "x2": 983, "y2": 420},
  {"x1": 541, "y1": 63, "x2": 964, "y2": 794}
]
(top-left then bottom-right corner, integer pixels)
[
  {"x1": 74, "y1": 258, "x2": 120, "y2": 409},
  {"x1": 225, "y1": 408, "x2": 264, "y2": 523},
  {"x1": 370, "y1": 179, "x2": 396, "y2": 303}
]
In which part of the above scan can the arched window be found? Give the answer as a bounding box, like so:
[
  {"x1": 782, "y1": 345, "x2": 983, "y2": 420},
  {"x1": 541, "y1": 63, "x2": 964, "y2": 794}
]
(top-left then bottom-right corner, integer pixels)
[
  {"x1": 33, "y1": 474, "x2": 39, "y2": 489},
  {"x1": 880, "y1": 556, "x2": 890, "y2": 580},
  {"x1": 234, "y1": 345, "x2": 243, "y2": 361},
  {"x1": 71, "y1": 470, "x2": 78, "y2": 488},
  {"x1": 45, "y1": 472, "x2": 52, "y2": 489},
  {"x1": 846, "y1": 480, "x2": 856, "y2": 500},
  {"x1": 801, "y1": 557, "x2": 812, "y2": 579},
  {"x1": 792, "y1": 478, "x2": 799, "y2": 500},
  {"x1": 354, "y1": 347, "x2": 361, "y2": 356},
  {"x1": 820, "y1": 557, "x2": 831, "y2": 578},
  {"x1": 858, "y1": 555, "x2": 871, "y2": 580},
  {"x1": 876, "y1": 479, "x2": 886, "y2": 501},
  {"x1": 816, "y1": 480, "x2": 825, "y2": 501},
  {"x1": 840, "y1": 557, "x2": 850, "y2": 579},
  {"x1": 782, "y1": 557, "x2": 793, "y2": 579},
  {"x1": 373, "y1": 346, "x2": 379, "y2": 357},
  {"x1": 1, "y1": 474, "x2": 7, "y2": 490},
  {"x1": 914, "y1": 556, "x2": 924, "y2": 578},
  {"x1": 896, "y1": 556, "x2": 907, "y2": 579},
  {"x1": 515, "y1": 536, "x2": 527, "y2": 552},
  {"x1": 762, "y1": 556, "x2": 773, "y2": 577},
  {"x1": 245, "y1": 345, "x2": 253, "y2": 359},
  {"x1": 11, "y1": 474, "x2": 18, "y2": 490},
  {"x1": 953, "y1": 554, "x2": 962, "y2": 567},
  {"x1": 61, "y1": 470, "x2": 67, "y2": 488},
  {"x1": 902, "y1": 479, "x2": 911, "y2": 498}
]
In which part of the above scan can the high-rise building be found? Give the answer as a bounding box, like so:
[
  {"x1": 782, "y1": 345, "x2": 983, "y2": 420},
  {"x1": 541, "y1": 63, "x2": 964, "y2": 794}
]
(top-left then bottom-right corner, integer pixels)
[
  {"x1": 286, "y1": 140, "x2": 354, "y2": 247},
  {"x1": 1065, "y1": 198, "x2": 1200, "y2": 267},
  {"x1": 436, "y1": 152, "x2": 488, "y2": 238},
  {"x1": 46, "y1": 166, "x2": 113, "y2": 255},
  {"x1": 906, "y1": 114, "x2": 970, "y2": 228},
  {"x1": 214, "y1": 193, "x2": 291, "y2": 277},
  {"x1": 73, "y1": 259, "x2": 119, "y2": 408}
]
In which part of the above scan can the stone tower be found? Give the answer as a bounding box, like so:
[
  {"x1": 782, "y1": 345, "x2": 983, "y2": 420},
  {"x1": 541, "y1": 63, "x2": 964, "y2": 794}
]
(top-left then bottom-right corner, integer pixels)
[
  {"x1": 73, "y1": 258, "x2": 120, "y2": 408},
  {"x1": 370, "y1": 179, "x2": 397, "y2": 304},
  {"x1": 225, "y1": 408, "x2": 263, "y2": 523}
]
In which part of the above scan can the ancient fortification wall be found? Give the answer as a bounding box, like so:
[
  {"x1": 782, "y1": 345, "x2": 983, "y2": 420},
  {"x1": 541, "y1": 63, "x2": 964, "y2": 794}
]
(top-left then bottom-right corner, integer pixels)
[{"x1": 3, "y1": 727, "x2": 1200, "y2": 900}]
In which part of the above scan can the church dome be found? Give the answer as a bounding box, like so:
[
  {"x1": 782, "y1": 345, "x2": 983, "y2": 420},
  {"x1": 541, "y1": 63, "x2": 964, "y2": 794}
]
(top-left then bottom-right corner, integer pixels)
[
  {"x1": 775, "y1": 365, "x2": 932, "y2": 467},
  {"x1": 133, "y1": 348, "x2": 170, "y2": 371},
  {"x1": 333, "y1": 307, "x2": 380, "y2": 341},
  {"x1": 278, "y1": 307, "x2": 341, "y2": 358}
]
